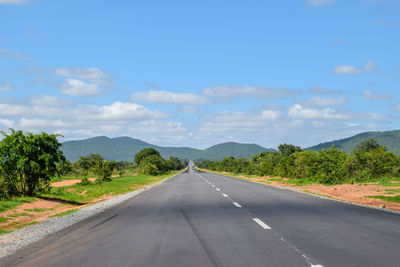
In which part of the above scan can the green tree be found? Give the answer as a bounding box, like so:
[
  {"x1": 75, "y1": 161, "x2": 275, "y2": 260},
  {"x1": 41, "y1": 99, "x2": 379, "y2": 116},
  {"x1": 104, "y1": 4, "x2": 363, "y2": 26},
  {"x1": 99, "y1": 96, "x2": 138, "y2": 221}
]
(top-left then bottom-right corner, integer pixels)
[
  {"x1": 353, "y1": 139, "x2": 382, "y2": 154},
  {"x1": 77, "y1": 153, "x2": 104, "y2": 171},
  {"x1": 315, "y1": 146, "x2": 347, "y2": 184},
  {"x1": 0, "y1": 129, "x2": 65, "y2": 196},
  {"x1": 93, "y1": 160, "x2": 117, "y2": 183},
  {"x1": 166, "y1": 156, "x2": 184, "y2": 170},
  {"x1": 134, "y1": 148, "x2": 160, "y2": 165},
  {"x1": 278, "y1": 143, "x2": 302, "y2": 157}
]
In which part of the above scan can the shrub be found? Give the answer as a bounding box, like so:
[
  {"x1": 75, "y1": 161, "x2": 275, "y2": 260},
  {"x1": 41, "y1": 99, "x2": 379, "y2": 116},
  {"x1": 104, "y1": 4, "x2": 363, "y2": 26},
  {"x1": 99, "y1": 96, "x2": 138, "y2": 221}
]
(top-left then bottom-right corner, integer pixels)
[
  {"x1": 93, "y1": 160, "x2": 116, "y2": 182},
  {"x1": 0, "y1": 129, "x2": 65, "y2": 196}
]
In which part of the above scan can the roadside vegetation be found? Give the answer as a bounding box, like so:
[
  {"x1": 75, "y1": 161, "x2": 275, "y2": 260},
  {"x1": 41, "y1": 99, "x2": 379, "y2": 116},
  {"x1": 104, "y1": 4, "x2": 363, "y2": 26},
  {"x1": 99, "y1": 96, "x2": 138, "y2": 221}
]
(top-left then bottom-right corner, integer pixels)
[
  {"x1": 0, "y1": 129, "x2": 186, "y2": 233},
  {"x1": 198, "y1": 140, "x2": 400, "y2": 185},
  {"x1": 197, "y1": 140, "x2": 400, "y2": 208}
]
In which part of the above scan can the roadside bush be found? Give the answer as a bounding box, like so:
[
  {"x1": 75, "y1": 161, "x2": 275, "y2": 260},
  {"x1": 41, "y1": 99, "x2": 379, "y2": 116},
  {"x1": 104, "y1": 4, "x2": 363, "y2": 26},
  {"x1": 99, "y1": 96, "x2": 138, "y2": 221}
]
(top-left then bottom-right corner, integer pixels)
[
  {"x1": 198, "y1": 139, "x2": 400, "y2": 185},
  {"x1": 135, "y1": 148, "x2": 185, "y2": 175},
  {"x1": 0, "y1": 129, "x2": 65, "y2": 197},
  {"x1": 79, "y1": 176, "x2": 91, "y2": 185},
  {"x1": 93, "y1": 160, "x2": 117, "y2": 182}
]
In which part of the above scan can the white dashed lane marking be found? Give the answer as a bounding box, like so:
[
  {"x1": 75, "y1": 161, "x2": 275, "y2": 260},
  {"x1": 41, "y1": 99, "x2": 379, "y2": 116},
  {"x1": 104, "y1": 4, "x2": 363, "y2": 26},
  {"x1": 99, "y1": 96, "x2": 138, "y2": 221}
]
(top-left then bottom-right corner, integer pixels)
[
  {"x1": 233, "y1": 202, "x2": 242, "y2": 208},
  {"x1": 252, "y1": 218, "x2": 271, "y2": 230},
  {"x1": 222, "y1": 193, "x2": 228, "y2": 197}
]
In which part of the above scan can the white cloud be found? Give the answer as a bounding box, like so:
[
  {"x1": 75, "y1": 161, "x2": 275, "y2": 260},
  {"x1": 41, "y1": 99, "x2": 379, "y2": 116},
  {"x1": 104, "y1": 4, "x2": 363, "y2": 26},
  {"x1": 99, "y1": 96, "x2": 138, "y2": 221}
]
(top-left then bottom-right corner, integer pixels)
[
  {"x1": 130, "y1": 90, "x2": 210, "y2": 104},
  {"x1": 261, "y1": 110, "x2": 282, "y2": 120},
  {"x1": 0, "y1": 47, "x2": 30, "y2": 60},
  {"x1": 288, "y1": 104, "x2": 350, "y2": 120},
  {"x1": 0, "y1": 103, "x2": 29, "y2": 117},
  {"x1": 288, "y1": 104, "x2": 383, "y2": 121},
  {"x1": 201, "y1": 85, "x2": 297, "y2": 100},
  {"x1": 54, "y1": 67, "x2": 113, "y2": 87},
  {"x1": 308, "y1": 86, "x2": 342, "y2": 94},
  {"x1": 390, "y1": 104, "x2": 400, "y2": 112},
  {"x1": 305, "y1": 96, "x2": 347, "y2": 106},
  {"x1": 334, "y1": 60, "x2": 378, "y2": 75},
  {"x1": 363, "y1": 90, "x2": 391, "y2": 101},
  {"x1": 29, "y1": 95, "x2": 71, "y2": 106},
  {"x1": 0, "y1": 119, "x2": 14, "y2": 128},
  {"x1": 60, "y1": 78, "x2": 102, "y2": 97},
  {"x1": 0, "y1": 82, "x2": 15, "y2": 92},
  {"x1": 94, "y1": 101, "x2": 166, "y2": 121},
  {"x1": 307, "y1": 0, "x2": 336, "y2": 6}
]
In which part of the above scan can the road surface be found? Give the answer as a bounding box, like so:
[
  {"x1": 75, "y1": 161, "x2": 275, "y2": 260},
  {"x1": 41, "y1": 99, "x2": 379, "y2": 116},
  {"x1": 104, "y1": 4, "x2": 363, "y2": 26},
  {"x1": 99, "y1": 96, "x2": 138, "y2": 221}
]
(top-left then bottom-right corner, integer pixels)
[{"x1": 2, "y1": 168, "x2": 400, "y2": 267}]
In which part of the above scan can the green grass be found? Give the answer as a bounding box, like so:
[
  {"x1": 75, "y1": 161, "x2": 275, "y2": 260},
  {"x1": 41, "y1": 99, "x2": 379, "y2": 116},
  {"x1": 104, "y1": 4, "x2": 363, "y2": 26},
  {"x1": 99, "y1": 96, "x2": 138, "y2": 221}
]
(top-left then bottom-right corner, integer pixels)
[
  {"x1": 0, "y1": 216, "x2": 10, "y2": 223},
  {"x1": 50, "y1": 209, "x2": 80, "y2": 218},
  {"x1": 8, "y1": 212, "x2": 33, "y2": 218},
  {"x1": 0, "y1": 229, "x2": 10, "y2": 235},
  {"x1": 41, "y1": 172, "x2": 177, "y2": 204},
  {"x1": 286, "y1": 179, "x2": 315, "y2": 186},
  {"x1": 14, "y1": 221, "x2": 39, "y2": 229},
  {"x1": 368, "y1": 195, "x2": 400, "y2": 203},
  {"x1": 24, "y1": 208, "x2": 53, "y2": 212},
  {"x1": 0, "y1": 197, "x2": 35, "y2": 213}
]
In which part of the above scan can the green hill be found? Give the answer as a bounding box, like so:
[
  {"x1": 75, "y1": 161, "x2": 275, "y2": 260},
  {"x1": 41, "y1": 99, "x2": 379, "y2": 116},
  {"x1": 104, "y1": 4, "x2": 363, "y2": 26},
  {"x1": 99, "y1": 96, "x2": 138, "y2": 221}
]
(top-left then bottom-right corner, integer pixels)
[
  {"x1": 306, "y1": 130, "x2": 400, "y2": 154},
  {"x1": 197, "y1": 142, "x2": 275, "y2": 160},
  {"x1": 61, "y1": 137, "x2": 275, "y2": 162}
]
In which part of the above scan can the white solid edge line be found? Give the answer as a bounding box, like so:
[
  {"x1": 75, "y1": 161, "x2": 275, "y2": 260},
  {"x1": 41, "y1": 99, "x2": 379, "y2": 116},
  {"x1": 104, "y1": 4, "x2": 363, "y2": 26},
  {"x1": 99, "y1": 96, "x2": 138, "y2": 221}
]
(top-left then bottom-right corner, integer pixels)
[
  {"x1": 233, "y1": 202, "x2": 242, "y2": 208},
  {"x1": 311, "y1": 265, "x2": 323, "y2": 267},
  {"x1": 252, "y1": 218, "x2": 271, "y2": 230},
  {"x1": 222, "y1": 193, "x2": 228, "y2": 197}
]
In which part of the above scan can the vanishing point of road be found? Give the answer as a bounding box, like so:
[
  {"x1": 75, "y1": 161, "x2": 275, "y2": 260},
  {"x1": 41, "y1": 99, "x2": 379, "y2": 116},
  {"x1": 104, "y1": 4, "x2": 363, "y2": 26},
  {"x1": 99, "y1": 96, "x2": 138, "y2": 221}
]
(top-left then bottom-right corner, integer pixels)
[{"x1": 2, "y1": 167, "x2": 400, "y2": 267}]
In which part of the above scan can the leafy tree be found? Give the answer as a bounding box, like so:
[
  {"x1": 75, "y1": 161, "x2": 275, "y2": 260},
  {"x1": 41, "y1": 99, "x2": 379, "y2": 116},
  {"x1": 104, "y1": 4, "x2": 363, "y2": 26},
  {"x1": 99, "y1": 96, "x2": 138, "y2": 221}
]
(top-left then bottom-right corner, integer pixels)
[
  {"x1": 292, "y1": 151, "x2": 318, "y2": 179},
  {"x1": 0, "y1": 129, "x2": 65, "y2": 196},
  {"x1": 314, "y1": 146, "x2": 347, "y2": 184},
  {"x1": 93, "y1": 160, "x2": 117, "y2": 182},
  {"x1": 77, "y1": 153, "x2": 104, "y2": 171},
  {"x1": 134, "y1": 148, "x2": 160, "y2": 165},
  {"x1": 278, "y1": 143, "x2": 302, "y2": 157},
  {"x1": 354, "y1": 139, "x2": 383, "y2": 154},
  {"x1": 166, "y1": 156, "x2": 184, "y2": 170}
]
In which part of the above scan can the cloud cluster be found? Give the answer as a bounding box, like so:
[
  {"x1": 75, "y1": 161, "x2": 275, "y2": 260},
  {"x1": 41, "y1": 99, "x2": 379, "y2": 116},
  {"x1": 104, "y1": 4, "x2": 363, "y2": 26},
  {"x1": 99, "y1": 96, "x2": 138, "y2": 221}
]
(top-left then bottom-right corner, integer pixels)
[
  {"x1": 334, "y1": 60, "x2": 378, "y2": 75},
  {"x1": 60, "y1": 79, "x2": 102, "y2": 97},
  {"x1": 201, "y1": 85, "x2": 297, "y2": 100},
  {"x1": 0, "y1": 82, "x2": 15, "y2": 92},
  {"x1": 0, "y1": 96, "x2": 172, "y2": 141},
  {"x1": 130, "y1": 90, "x2": 210, "y2": 104},
  {"x1": 54, "y1": 67, "x2": 113, "y2": 87},
  {"x1": 0, "y1": 47, "x2": 30, "y2": 60},
  {"x1": 52, "y1": 67, "x2": 114, "y2": 97},
  {"x1": 363, "y1": 90, "x2": 391, "y2": 101}
]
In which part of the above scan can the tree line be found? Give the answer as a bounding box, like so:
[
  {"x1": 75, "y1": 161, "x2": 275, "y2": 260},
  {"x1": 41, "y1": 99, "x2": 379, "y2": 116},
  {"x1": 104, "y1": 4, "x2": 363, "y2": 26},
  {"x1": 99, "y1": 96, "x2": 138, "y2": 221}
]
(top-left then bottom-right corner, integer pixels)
[
  {"x1": 0, "y1": 129, "x2": 186, "y2": 199},
  {"x1": 197, "y1": 140, "x2": 400, "y2": 184}
]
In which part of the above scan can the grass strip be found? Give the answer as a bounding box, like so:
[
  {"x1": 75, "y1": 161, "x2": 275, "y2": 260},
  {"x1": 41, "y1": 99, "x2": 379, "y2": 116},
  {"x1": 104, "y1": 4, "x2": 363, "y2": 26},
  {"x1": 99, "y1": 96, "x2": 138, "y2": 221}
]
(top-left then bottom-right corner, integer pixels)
[
  {"x1": 40, "y1": 172, "x2": 177, "y2": 204},
  {"x1": 0, "y1": 197, "x2": 35, "y2": 213},
  {"x1": 368, "y1": 195, "x2": 400, "y2": 204}
]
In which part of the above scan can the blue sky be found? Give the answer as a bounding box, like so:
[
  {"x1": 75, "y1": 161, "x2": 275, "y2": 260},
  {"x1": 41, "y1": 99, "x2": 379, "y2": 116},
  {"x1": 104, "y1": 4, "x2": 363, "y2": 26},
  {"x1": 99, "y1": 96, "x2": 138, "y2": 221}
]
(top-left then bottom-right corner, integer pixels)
[{"x1": 0, "y1": 0, "x2": 399, "y2": 149}]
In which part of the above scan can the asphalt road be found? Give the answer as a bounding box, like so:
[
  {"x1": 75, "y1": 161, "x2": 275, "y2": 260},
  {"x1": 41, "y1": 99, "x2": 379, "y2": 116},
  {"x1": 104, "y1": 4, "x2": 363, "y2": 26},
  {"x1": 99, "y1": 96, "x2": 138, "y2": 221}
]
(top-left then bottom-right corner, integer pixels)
[{"x1": 2, "y1": 168, "x2": 400, "y2": 267}]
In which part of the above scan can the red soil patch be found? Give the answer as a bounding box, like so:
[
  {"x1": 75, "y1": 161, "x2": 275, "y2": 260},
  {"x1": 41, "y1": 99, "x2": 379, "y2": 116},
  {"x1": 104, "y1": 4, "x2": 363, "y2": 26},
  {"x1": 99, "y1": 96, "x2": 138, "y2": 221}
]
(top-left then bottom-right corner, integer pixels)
[
  {"x1": 240, "y1": 175, "x2": 400, "y2": 211},
  {"x1": 0, "y1": 199, "x2": 77, "y2": 231},
  {"x1": 51, "y1": 178, "x2": 96, "y2": 187}
]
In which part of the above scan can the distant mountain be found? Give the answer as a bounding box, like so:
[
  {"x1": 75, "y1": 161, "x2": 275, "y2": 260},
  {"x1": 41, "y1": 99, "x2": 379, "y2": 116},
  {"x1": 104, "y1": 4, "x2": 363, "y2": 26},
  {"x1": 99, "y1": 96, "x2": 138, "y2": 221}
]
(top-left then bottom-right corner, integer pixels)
[
  {"x1": 306, "y1": 130, "x2": 400, "y2": 154},
  {"x1": 61, "y1": 136, "x2": 275, "y2": 162},
  {"x1": 196, "y1": 142, "x2": 274, "y2": 160}
]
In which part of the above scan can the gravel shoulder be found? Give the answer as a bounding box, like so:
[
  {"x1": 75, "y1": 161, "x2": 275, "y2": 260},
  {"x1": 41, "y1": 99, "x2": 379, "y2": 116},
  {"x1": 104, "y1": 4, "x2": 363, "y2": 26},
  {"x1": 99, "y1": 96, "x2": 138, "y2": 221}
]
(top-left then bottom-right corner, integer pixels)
[{"x1": 0, "y1": 172, "x2": 180, "y2": 260}]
